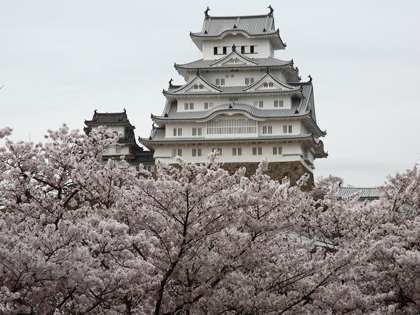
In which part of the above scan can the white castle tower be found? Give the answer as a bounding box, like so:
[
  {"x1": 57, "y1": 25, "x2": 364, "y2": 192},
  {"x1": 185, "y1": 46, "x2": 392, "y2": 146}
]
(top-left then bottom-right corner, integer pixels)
[{"x1": 139, "y1": 7, "x2": 327, "y2": 187}]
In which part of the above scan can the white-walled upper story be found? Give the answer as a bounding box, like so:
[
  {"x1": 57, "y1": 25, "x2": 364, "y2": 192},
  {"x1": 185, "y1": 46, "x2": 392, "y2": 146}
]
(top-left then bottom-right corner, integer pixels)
[{"x1": 201, "y1": 35, "x2": 274, "y2": 60}]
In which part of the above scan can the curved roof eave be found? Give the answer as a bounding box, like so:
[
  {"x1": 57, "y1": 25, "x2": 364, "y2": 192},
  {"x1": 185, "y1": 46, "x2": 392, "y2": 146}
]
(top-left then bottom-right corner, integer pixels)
[
  {"x1": 151, "y1": 104, "x2": 312, "y2": 123},
  {"x1": 190, "y1": 29, "x2": 286, "y2": 50},
  {"x1": 162, "y1": 89, "x2": 302, "y2": 99},
  {"x1": 139, "y1": 134, "x2": 314, "y2": 145}
]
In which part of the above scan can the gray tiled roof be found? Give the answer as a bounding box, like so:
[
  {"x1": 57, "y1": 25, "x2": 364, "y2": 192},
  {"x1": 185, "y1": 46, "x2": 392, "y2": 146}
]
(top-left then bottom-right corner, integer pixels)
[
  {"x1": 154, "y1": 102, "x2": 304, "y2": 121},
  {"x1": 152, "y1": 84, "x2": 325, "y2": 138},
  {"x1": 175, "y1": 56, "x2": 291, "y2": 70},
  {"x1": 337, "y1": 187, "x2": 381, "y2": 199},
  {"x1": 190, "y1": 13, "x2": 285, "y2": 49},
  {"x1": 164, "y1": 84, "x2": 302, "y2": 98},
  {"x1": 85, "y1": 110, "x2": 134, "y2": 128},
  {"x1": 160, "y1": 83, "x2": 312, "y2": 119}
]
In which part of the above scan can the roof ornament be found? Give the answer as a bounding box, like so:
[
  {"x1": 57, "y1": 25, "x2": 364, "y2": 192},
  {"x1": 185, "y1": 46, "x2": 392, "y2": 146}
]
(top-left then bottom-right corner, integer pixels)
[
  {"x1": 204, "y1": 6, "x2": 210, "y2": 18},
  {"x1": 152, "y1": 123, "x2": 156, "y2": 130},
  {"x1": 196, "y1": 68, "x2": 200, "y2": 76},
  {"x1": 232, "y1": 44, "x2": 236, "y2": 52},
  {"x1": 266, "y1": 67, "x2": 270, "y2": 74},
  {"x1": 308, "y1": 75, "x2": 313, "y2": 82},
  {"x1": 168, "y1": 78, "x2": 174, "y2": 88},
  {"x1": 123, "y1": 108, "x2": 126, "y2": 113},
  {"x1": 268, "y1": 5, "x2": 274, "y2": 16}
]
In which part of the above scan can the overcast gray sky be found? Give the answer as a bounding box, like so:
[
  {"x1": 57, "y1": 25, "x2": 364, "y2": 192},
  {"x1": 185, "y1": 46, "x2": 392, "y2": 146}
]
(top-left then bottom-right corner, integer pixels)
[{"x1": 1, "y1": 0, "x2": 419, "y2": 187}]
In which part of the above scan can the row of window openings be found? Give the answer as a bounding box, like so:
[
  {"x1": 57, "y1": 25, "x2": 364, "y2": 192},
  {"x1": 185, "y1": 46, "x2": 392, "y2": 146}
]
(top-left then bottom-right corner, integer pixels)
[
  {"x1": 184, "y1": 100, "x2": 283, "y2": 111},
  {"x1": 173, "y1": 128, "x2": 203, "y2": 136},
  {"x1": 173, "y1": 125, "x2": 292, "y2": 136},
  {"x1": 254, "y1": 100, "x2": 284, "y2": 108},
  {"x1": 173, "y1": 147, "x2": 283, "y2": 157},
  {"x1": 214, "y1": 46, "x2": 256, "y2": 55},
  {"x1": 194, "y1": 79, "x2": 277, "y2": 90}
]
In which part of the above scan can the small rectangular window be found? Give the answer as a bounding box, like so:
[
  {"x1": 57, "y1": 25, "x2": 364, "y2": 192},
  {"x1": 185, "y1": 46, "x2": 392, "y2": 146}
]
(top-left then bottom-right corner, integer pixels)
[
  {"x1": 194, "y1": 85, "x2": 198, "y2": 89},
  {"x1": 192, "y1": 128, "x2": 197, "y2": 136},
  {"x1": 273, "y1": 147, "x2": 283, "y2": 155},
  {"x1": 223, "y1": 46, "x2": 227, "y2": 54},
  {"x1": 263, "y1": 126, "x2": 272, "y2": 134},
  {"x1": 198, "y1": 149, "x2": 202, "y2": 156},
  {"x1": 173, "y1": 128, "x2": 177, "y2": 136},
  {"x1": 269, "y1": 82, "x2": 274, "y2": 87},
  {"x1": 288, "y1": 125, "x2": 292, "y2": 133},
  {"x1": 214, "y1": 47, "x2": 218, "y2": 55},
  {"x1": 274, "y1": 100, "x2": 284, "y2": 108},
  {"x1": 238, "y1": 148, "x2": 242, "y2": 155},
  {"x1": 192, "y1": 149, "x2": 197, "y2": 157},
  {"x1": 259, "y1": 101, "x2": 263, "y2": 108},
  {"x1": 263, "y1": 83, "x2": 268, "y2": 87},
  {"x1": 218, "y1": 148, "x2": 222, "y2": 156},
  {"x1": 197, "y1": 128, "x2": 202, "y2": 136},
  {"x1": 241, "y1": 46, "x2": 245, "y2": 54},
  {"x1": 178, "y1": 149, "x2": 182, "y2": 157},
  {"x1": 225, "y1": 74, "x2": 229, "y2": 78},
  {"x1": 184, "y1": 103, "x2": 188, "y2": 110},
  {"x1": 231, "y1": 74, "x2": 234, "y2": 77},
  {"x1": 209, "y1": 102, "x2": 214, "y2": 107},
  {"x1": 252, "y1": 148, "x2": 257, "y2": 155},
  {"x1": 220, "y1": 79, "x2": 225, "y2": 85},
  {"x1": 204, "y1": 102, "x2": 208, "y2": 109},
  {"x1": 250, "y1": 46, "x2": 255, "y2": 53},
  {"x1": 258, "y1": 148, "x2": 262, "y2": 155},
  {"x1": 254, "y1": 101, "x2": 258, "y2": 107},
  {"x1": 199, "y1": 85, "x2": 203, "y2": 89},
  {"x1": 232, "y1": 148, "x2": 237, "y2": 156},
  {"x1": 190, "y1": 103, "x2": 194, "y2": 110},
  {"x1": 245, "y1": 78, "x2": 249, "y2": 85},
  {"x1": 216, "y1": 79, "x2": 220, "y2": 85},
  {"x1": 229, "y1": 97, "x2": 238, "y2": 101},
  {"x1": 283, "y1": 126, "x2": 288, "y2": 134},
  {"x1": 250, "y1": 78, "x2": 254, "y2": 83},
  {"x1": 178, "y1": 128, "x2": 182, "y2": 136}
]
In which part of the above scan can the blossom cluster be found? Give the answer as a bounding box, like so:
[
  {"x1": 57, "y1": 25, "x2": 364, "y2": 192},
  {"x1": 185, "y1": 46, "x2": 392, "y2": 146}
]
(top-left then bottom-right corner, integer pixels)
[{"x1": 0, "y1": 126, "x2": 419, "y2": 314}]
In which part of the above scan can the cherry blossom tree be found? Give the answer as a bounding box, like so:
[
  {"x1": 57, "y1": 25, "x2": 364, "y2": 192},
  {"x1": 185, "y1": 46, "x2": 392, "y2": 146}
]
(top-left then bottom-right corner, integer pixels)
[{"x1": 1, "y1": 126, "x2": 420, "y2": 314}]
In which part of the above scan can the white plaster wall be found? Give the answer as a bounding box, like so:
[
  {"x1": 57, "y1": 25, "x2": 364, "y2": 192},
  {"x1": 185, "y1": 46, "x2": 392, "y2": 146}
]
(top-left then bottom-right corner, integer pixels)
[
  {"x1": 176, "y1": 95, "x2": 292, "y2": 111},
  {"x1": 201, "y1": 35, "x2": 273, "y2": 59},
  {"x1": 152, "y1": 141, "x2": 308, "y2": 166}
]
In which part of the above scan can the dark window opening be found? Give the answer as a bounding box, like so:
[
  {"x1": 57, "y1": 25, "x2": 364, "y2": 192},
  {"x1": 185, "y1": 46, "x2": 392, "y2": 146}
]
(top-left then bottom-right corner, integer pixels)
[
  {"x1": 214, "y1": 47, "x2": 218, "y2": 55},
  {"x1": 223, "y1": 46, "x2": 227, "y2": 54},
  {"x1": 241, "y1": 46, "x2": 245, "y2": 54},
  {"x1": 250, "y1": 46, "x2": 255, "y2": 53}
]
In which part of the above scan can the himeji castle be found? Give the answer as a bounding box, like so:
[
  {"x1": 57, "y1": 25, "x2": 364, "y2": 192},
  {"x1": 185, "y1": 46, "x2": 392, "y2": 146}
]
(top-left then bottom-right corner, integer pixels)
[{"x1": 138, "y1": 6, "x2": 327, "y2": 187}]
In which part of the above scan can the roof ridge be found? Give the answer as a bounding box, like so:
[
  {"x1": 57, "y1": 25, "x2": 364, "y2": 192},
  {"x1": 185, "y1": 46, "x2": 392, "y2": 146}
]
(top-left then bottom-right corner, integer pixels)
[{"x1": 206, "y1": 14, "x2": 270, "y2": 20}]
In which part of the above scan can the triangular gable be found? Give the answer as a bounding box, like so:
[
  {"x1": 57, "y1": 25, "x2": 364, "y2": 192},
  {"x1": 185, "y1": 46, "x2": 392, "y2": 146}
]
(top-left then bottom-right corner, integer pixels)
[
  {"x1": 173, "y1": 74, "x2": 222, "y2": 94},
  {"x1": 210, "y1": 50, "x2": 258, "y2": 67},
  {"x1": 243, "y1": 71, "x2": 299, "y2": 92}
]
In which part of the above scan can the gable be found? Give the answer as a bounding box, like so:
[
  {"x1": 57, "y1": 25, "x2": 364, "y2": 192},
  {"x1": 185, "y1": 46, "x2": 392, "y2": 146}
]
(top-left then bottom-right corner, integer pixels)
[
  {"x1": 254, "y1": 81, "x2": 282, "y2": 91},
  {"x1": 185, "y1": 82, "x2": 212, "y2": 92}
]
